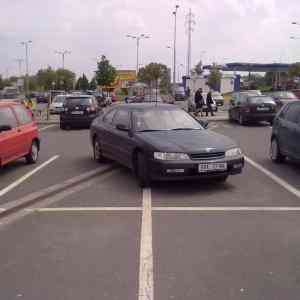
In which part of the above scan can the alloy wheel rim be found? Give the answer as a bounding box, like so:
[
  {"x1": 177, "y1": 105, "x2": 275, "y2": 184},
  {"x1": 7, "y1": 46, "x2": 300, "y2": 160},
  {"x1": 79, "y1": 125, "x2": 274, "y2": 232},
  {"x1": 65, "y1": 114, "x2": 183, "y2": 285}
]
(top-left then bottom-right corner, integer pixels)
[
  {"x1": 271, "y1": 140, "x2": 278, "y2": 160},
  {"x1": 31, "y1": 144, "x2": 38, "y2": 161},
  {"x1": 94, "y1": 141, "x2": 100, "y2": 160}
]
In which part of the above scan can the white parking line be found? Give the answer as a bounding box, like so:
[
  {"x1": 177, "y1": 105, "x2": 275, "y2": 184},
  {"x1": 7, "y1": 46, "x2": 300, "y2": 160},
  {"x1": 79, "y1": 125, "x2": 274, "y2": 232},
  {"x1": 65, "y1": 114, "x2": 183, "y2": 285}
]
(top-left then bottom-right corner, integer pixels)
[
  {"x1": 40, "y1": 125, "x2": 57, "y2": 131},
  {"x1": 139, "y1": 188, "x2": 154, "y2": 300},
  {"x1": 245, "y1": 156, "x2": 300, "y2": 199},
  {"x1": 25, "y1": 207, "x2": 142, "y2": 212},
  {"x1": 0, "y1": 155, "x2": 59, "y2": 197},
  {"x1": 153, "y1": 206, "x2": 300, "y2": 211}
]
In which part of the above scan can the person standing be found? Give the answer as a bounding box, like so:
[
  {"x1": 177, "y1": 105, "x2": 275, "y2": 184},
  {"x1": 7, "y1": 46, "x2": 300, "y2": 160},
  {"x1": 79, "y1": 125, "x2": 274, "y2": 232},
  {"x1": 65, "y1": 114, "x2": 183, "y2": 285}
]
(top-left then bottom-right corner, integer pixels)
[
  {"x1": 206, "y1": 90, "x2": 215, "y2": 117},
  {"x1": 194, "y1": 88, "x2": 204, "y2": 117}
]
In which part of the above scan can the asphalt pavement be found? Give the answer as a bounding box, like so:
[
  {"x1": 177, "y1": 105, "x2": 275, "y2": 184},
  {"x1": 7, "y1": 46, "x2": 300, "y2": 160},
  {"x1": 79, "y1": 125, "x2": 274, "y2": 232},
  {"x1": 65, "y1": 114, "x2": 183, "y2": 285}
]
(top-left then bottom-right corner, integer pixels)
[{"x1": 1, "y1": 118, "x2": 300, "y2": 299}]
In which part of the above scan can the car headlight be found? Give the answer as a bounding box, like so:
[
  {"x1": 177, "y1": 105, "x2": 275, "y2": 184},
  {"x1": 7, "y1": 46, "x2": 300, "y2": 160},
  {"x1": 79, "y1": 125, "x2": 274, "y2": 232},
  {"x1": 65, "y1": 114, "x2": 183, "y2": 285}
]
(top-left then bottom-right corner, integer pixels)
[
  {"x1": 225, "y1": 148, "x2": 242, "y2": 157},
  {"x1": 154, "y1": 152, "x2": 190, "y2": 161}
]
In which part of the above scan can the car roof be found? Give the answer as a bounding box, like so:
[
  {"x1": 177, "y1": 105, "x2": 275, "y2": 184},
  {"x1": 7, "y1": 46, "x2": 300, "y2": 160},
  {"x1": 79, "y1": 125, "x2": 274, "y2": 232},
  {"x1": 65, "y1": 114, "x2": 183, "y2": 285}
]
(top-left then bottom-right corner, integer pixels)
[
  {"x1": 0, "y1": 101, "x2": 20, "y2": 107},
  {"x1": 116, "y1": 103, "x2": 177, "y2": 110}
]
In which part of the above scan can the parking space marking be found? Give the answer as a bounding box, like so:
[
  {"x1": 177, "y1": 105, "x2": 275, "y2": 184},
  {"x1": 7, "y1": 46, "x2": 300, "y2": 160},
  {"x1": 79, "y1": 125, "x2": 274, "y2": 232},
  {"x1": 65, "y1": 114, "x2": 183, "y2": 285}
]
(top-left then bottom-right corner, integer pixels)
[
  {"x1": 153, "y1": 206, "x2": 300, "y2": 211},
  {"x1": 0, "y1": 155, "x2": 59, "y2": 197},
  {"x1": 139, "y1": 188, "x2": 154, "y2": 300},
  {"x1": 25, "y1": 207, "x2": 142, "y2": 212},
  {"x1": 40, "y1": 125, "x2": 57, "y2": 131},
  {"x1": 245, "y1": 156, "x2": 300, "y2": 199}
]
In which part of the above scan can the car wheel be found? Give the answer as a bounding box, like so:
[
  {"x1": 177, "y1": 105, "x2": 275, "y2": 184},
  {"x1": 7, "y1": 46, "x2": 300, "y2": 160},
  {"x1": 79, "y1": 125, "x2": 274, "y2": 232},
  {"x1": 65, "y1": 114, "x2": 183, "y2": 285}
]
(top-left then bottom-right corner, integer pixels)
[
  {"x1": 137, "y1": 152, "x2": 151, "y2": 188},
  {"x1": 239, "y1": 114, "x2": 246, "y2": 125},
  {"x1": 93, "y1": 137, "x2": 105, "y2": 163},
  {"x1": 215, "y1": 175, "x2": 228, "y2": 183},
  {"x1": 270, "y1": 138, "x2": 285, "y2": 163},
  {"x1": 25, "y1": 141, "x2": 39, "y2": 164}
]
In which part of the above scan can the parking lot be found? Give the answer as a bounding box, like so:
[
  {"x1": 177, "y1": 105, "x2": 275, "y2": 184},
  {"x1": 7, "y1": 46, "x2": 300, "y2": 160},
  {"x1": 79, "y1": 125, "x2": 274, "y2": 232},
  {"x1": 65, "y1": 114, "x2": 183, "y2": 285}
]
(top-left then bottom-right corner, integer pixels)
[{"x1": 1, "y1": 116, "x2": 300, "y2": 300}]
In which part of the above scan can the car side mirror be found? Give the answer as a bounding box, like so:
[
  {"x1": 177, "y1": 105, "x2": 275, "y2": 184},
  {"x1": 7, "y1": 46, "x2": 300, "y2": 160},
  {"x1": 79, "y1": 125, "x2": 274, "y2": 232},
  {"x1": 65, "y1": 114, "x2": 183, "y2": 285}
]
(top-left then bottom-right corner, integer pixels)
[
  {"x1": 198, "y1": 119, "x2": 209, "y2": 129},
  {"x1": 0, "y1": 125, "x2": 12, "y2": 132},
  {"x1": 116, "y1": 123, "x2": 129, "y2": 131}
]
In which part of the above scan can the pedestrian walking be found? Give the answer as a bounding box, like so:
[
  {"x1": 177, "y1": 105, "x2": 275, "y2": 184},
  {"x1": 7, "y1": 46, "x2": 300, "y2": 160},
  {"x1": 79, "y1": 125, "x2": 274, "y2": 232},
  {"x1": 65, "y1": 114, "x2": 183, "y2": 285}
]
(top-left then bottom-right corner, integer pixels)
[
  {"x1": 206, "y1": 90, "x2": 215, "y2": 117},
  {"x1": 194, "y1": 88, "x2": 204, "y2": 117}
]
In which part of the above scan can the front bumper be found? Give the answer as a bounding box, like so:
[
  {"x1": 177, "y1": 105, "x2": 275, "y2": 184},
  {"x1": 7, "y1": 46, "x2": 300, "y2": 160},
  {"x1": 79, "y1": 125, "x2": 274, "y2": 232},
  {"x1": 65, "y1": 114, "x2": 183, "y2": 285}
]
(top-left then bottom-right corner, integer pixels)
[{"x1": 148, "y1": 156, "x2": 244, "y2": 181}]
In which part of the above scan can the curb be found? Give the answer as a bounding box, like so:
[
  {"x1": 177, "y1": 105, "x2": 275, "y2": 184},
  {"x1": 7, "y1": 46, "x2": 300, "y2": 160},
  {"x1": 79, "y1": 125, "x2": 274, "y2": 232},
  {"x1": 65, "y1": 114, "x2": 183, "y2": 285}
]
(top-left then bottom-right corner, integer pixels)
[
  {"x1": 37, "y1": 121, "x2": 59, "y2": 125},
  {"x1": 0, "y1": 165, "x2": 115, "y2": 218}
]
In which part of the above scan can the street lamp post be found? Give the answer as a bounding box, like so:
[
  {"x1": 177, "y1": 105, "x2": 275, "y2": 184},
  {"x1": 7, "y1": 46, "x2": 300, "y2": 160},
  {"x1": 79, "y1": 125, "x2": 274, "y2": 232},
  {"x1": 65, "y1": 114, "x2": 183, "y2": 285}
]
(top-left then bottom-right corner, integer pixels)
[
  {"x1": 172, "y1": 4, "x2": 180, "y2": 96},
  {"x1": 126, "y1": 34, "x2": 150, "y2": 75},
  {"x1": 55, "y1": 50, "x2": 71, "y2": 69},
  {"x1": 21, "y1": 40, "x2": 32, "y2": 95},
  {"x1": 14, "y1": 58, "x2": 24, "y2": 77}
]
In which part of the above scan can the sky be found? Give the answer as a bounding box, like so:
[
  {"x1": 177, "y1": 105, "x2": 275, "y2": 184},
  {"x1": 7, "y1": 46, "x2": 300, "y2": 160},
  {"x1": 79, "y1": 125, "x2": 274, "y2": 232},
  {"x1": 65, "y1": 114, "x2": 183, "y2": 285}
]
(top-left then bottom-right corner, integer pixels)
[{"x1": 1, "y1": 0, "x2": 300, "y2": 79}]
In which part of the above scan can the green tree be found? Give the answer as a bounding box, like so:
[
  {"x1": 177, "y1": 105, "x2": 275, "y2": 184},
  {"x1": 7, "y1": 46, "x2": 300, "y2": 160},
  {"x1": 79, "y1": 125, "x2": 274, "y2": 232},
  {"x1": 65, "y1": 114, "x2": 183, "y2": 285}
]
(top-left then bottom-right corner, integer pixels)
[
  {"x1": 0, "y1": 75, "x2": 3, "y2": 89},
  {"x1": 207, "y1": 66, "x2": 222, "y2": 90},
  {"x1": 36, "y1": 67, "x2": 56, "y2": 90},
  {"x1": 194, "y1": 61, "x2": 203, "y2": 75},
  {"x1": 89, "y1": 77, "x2": 97, "y2": 90},
  {"x1": 75, "y1": 74, "x2": 89, "y2": 90},
  {"x1": 288, "y1": 63, "x2": 300, "y2": 78},
  {"x1": 55, "y1": 68, "x2": 76, "y2": 91},
  {"x1": 95, "y1": 55, "x2": 117, "y2": 87}
]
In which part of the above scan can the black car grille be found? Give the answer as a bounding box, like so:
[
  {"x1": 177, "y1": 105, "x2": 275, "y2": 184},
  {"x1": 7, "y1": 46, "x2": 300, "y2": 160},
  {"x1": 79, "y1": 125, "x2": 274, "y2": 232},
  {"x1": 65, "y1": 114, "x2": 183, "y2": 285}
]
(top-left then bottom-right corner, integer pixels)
[{"x1": 189, "y1": 152, "x2": 225, "y2": 160}]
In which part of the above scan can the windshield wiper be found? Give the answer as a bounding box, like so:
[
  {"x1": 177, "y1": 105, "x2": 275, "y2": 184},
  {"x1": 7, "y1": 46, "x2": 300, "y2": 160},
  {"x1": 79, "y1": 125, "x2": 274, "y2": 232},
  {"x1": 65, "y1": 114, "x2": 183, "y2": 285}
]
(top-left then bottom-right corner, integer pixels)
[
  {"x1": 137, "y1": 129, "x2": 164, "y2": 132},
  {"x1": 171, "y1": 128, "x2": 200, "y2": 131}
]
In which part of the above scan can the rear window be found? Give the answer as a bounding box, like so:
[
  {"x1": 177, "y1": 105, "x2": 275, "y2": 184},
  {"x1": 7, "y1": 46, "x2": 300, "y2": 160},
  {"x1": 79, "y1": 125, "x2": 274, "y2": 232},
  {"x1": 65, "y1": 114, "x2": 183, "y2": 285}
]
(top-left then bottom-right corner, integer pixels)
[
  {"x1": 53, "y1": 96, "x2": 65, "y2": 103},
  {"x1": 248, "y1": 97, "x2": 275, "y2": 104},
  {"x1": 66, "y1": 97, "x2": 93, "y2": 105},
  {"x1": 0, "y1": 107, "x2": 18, "y2": 128}
]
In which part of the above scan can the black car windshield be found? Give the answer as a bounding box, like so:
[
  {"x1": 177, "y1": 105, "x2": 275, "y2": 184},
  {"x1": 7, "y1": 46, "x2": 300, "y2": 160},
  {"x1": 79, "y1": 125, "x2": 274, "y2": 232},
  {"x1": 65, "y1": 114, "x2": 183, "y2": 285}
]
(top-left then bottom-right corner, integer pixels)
[
  {"x1": 248, "y1": 97, "x2": 275, "y2": 104},
  {"x1": 133, "y1": 108, "x2": 203, "y2": 132},
  {"x1": 66, "y1": 97, "x2": 92, "y2": 105}
]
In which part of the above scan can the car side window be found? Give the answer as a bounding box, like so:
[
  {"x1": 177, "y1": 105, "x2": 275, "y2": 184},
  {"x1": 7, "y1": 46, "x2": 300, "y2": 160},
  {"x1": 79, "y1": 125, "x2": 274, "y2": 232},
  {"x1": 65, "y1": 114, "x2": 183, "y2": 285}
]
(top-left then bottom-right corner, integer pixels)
[
  {"x1": 103, "y1": 109, "x2": 117, "y2": 124},
  {"x1": 13, "y1": 105, "x2": 32, "y2": 125},
  {"x1": 0, "y1": 107, "x2": 18, "y2": 129},
  {"x1": 285, "y1": 103, "x2": 300, "y2": 124},
  {"x1": 112, "y1": 109, "x2": 130, "y2": 128}
]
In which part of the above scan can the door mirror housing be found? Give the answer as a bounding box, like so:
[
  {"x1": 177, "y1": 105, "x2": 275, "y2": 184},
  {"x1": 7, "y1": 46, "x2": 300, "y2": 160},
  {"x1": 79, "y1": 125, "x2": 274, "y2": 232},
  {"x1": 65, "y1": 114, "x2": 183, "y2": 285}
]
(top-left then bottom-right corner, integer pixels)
[
  {"x1": 198, "y1": 119, "x2": 209, "y2": 129},
  {"x1": 116, "y1": 123, "x2": 129, "y2": 131},
  {"x1": 0, "y1": 125, "x2": 12, "y2": 132}
]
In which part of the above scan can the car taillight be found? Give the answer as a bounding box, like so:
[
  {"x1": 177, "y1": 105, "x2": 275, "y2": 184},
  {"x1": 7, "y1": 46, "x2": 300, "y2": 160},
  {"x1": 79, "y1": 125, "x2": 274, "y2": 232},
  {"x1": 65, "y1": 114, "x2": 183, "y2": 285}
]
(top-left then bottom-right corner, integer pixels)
[
  {"x1": 244, "y1": 107, "x2": 250, "y2": 113},
  {"x1": 87, "y1": 107, "x2": 96, "y2": 112}
]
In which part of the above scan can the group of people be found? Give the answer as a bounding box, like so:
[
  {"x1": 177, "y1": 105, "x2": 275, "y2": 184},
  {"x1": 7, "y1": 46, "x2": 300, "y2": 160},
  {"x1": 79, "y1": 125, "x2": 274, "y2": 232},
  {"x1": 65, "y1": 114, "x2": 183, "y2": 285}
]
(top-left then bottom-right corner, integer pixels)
[{"x1": 194, "y1": 88, "x2": 215, "y2": 117}]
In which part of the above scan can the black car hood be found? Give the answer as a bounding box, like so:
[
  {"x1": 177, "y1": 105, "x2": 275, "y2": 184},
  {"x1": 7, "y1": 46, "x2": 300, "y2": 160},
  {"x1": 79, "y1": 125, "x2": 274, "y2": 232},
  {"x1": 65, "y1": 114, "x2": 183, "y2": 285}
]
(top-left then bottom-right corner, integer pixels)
[{"x1": 136, "y1": 130, "x2": 237, "y2": 153}]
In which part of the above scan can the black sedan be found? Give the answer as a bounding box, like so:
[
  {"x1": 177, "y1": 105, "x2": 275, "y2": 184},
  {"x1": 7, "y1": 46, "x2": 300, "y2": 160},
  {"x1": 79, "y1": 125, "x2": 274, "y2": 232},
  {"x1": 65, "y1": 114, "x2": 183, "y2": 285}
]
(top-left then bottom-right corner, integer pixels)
[{"x1": 90, "y1": 103, "x2": 244, "y2": 187}]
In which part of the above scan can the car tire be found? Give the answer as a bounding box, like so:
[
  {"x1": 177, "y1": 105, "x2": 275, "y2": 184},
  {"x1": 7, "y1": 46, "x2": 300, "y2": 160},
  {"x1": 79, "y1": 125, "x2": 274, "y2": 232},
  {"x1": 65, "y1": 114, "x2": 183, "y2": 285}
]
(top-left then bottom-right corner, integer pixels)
[
  {"x1": 137, "y1": 152, "x2": 151, "y2": 188},
  {"x1": 25, "y1": 141, "x2": 39, "y2": 164},
  {"x1": 215, "y1": 175, "x2": 228, "y2": 183},
  {"x1": 93, "y1": 137, "x2": 105, "y2": 163},
  {"x1": 270, "y1": 138, "x2": 285, "y2": 163},
  {"x1": 239, "y1": 114, "x2": 246, "y2": 125}
]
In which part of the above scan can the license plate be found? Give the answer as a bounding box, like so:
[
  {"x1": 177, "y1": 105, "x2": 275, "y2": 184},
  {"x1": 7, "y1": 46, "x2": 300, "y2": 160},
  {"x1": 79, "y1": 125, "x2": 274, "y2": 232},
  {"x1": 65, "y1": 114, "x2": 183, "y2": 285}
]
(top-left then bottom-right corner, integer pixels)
[
  {"x1": 257, "y1": 107, "x2": 269, "y2": 111},
  {"x1": 71, "y1": 111, "x2": 84, "y2": 115},
  {"x1": 198, "y1": 163, "x2": 227, "y2": 173}
]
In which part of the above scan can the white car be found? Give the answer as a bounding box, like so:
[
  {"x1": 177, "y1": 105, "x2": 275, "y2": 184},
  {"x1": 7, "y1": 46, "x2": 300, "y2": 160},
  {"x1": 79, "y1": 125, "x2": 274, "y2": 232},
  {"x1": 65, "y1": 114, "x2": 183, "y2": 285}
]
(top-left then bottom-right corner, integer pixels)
[{"x1": 50, "y1": 95, "x2": 66, "y2": 114}]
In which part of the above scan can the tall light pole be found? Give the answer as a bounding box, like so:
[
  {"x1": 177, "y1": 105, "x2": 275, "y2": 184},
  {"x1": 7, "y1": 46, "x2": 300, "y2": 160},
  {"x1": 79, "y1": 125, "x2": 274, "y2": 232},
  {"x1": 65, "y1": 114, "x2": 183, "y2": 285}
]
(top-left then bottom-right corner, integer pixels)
[
  {"x1": 21, "y1": 40, "x2": 32, "y2": 94},
  {"x1": 55, "y1": 50, "x2": 71, "y2": 69},
  {"x1": 14, "y1": 58, "x2": 24, "y2": 77},
  {"x1": 172, "y1": 4, "x2": 179, "y2": 95},
  {"x1": 126, "y1": 34, "x2": 150, "y2": 75},
  {"x1": 185, "y1": 9, "x2": 195, "y2": 77}
]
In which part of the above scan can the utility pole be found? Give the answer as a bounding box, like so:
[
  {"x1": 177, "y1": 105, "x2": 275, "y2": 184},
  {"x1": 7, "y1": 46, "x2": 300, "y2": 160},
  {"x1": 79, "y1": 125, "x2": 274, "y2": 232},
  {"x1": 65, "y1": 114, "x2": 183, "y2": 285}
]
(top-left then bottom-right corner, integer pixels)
[
  {"x1": 173, "y1": 4, "x2": 180, "y2": 96},
  {"x1": 55, "y1": 50, "x2": 71, "y2": 69},
  {"x1": 185, "y1": 9, "x2": 195, "y2": 77},
  {"x1": 21, "y1": 40, "x2": 32, "y2": 95}
]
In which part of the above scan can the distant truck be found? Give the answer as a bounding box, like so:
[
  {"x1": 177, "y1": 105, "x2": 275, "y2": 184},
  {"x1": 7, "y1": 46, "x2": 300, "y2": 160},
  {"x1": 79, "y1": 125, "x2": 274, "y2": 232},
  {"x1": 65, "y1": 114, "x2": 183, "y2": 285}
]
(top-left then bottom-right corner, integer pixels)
[{"x1": 1, "y1": 87, "x2": 20, "y2": 99}]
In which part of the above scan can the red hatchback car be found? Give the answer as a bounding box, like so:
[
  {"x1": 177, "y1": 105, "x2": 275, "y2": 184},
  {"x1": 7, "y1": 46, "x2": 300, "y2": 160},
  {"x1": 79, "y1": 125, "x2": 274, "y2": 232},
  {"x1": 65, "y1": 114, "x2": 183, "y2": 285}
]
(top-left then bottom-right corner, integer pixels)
[{"x1": 0, "y1": 102, "x2": 40, "y2": 167}]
